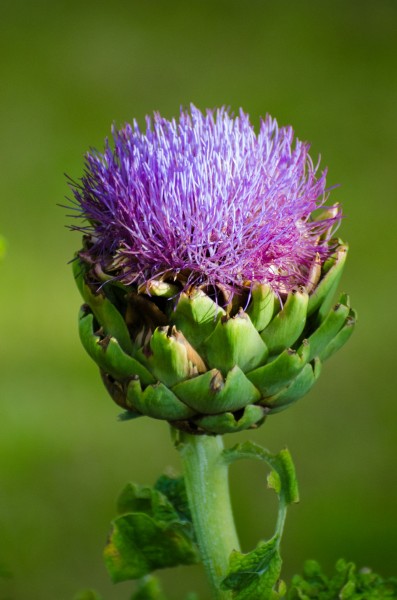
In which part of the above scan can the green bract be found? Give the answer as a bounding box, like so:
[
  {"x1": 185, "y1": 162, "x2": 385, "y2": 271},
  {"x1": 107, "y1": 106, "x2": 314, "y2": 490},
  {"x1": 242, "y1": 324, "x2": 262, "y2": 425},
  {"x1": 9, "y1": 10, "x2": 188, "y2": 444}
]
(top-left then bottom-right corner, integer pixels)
[{"x1": 74, "y1": 241, "x2": 355, "y2": 435}]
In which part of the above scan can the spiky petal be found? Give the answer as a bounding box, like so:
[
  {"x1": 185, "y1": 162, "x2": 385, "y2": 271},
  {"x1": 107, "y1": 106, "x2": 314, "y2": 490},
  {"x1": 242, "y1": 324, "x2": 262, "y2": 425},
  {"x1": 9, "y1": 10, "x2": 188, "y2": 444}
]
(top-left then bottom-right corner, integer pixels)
[{"x1": 69, "y1": 105, "x2": 340, "y2": 293}]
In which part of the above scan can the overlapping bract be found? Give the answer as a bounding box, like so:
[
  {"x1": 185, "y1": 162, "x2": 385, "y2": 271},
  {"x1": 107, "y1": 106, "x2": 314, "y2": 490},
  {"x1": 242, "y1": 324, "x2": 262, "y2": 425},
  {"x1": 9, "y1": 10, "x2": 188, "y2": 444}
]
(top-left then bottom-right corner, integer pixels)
[{"x1": 75, "y1": 240, "x2": 355, "y2": 435}]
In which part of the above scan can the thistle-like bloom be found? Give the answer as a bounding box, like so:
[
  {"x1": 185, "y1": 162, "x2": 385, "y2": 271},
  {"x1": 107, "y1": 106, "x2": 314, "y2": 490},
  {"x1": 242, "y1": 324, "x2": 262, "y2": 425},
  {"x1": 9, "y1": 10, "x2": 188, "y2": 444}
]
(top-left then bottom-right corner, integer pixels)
[
  {"x1": 70, "y1": 105, "x2": 339, "y2": 295},
  {"x1": 70, "y1": 106, "x2": 355, "y2": 435}
]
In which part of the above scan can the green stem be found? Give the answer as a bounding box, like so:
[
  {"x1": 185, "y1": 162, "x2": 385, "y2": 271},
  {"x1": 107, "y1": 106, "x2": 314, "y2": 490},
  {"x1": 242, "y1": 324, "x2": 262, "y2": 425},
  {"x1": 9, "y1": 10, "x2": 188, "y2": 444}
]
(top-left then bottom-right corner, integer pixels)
[{"x1": 175, "y1": 431, "x2": 240, "y2": 600}]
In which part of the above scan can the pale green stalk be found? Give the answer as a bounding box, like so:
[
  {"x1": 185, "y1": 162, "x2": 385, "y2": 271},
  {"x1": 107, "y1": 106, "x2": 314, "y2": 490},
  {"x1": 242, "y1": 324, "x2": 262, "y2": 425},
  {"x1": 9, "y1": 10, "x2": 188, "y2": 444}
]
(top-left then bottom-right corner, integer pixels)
[{"x1": 176, "y1": 432, "x2": 240, "y2": 600}]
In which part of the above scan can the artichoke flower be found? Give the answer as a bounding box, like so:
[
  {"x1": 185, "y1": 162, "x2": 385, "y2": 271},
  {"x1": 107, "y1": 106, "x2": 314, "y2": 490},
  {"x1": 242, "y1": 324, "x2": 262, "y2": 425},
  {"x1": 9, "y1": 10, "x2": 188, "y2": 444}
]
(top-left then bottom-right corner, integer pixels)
[{"x1": 69, "y1": 106, "x2": 355, "y2": 435}]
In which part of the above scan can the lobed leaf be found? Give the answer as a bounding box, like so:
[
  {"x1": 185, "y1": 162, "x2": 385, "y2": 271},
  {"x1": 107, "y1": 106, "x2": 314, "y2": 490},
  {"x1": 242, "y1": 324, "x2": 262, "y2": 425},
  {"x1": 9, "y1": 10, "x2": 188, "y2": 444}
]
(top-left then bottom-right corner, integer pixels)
[
  {"x1": 154, "y1": 475, "x2": 192, "y2": 525},
  {"x1": 222, "y1": 441, "x2": 299, "y2": 505},
  {"x1": 222, "y1": 537, "x2": 282, "y2": 600},
  {"x1": 104, "y1": 482, "x2": 199, "y2": 582},
  {"x1": 287, "y1": 559, "x2": 397, "y2": 599}
]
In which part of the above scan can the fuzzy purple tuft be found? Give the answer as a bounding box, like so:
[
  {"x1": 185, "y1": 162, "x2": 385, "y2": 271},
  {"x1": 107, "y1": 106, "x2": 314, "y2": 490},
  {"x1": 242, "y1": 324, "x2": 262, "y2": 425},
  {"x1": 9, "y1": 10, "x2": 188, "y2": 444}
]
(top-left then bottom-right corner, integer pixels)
[{"x1": 69, "y1": 105, "x2": 341, "y2": 293}]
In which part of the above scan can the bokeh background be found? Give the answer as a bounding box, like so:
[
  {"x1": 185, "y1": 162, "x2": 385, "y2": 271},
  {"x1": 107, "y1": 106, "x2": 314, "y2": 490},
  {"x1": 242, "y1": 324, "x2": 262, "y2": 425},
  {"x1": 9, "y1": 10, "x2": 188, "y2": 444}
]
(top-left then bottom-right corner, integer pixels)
[{"x1": 1, "y1": 0, "x2": 397, "y2": 598}]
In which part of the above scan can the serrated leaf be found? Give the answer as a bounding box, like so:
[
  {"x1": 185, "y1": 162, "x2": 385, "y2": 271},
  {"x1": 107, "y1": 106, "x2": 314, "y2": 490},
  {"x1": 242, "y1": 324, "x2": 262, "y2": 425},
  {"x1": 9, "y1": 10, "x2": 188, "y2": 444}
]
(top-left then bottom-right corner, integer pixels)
[
  {"x1": 220, "y1": 442, "x2": 298, "y2": 599},
  {"x1": 104, "y1": 512, "x2": 199, "y2": 582},
  {"x1": 116, "y1": 483, "x2": 178, "y2": 523},
  {"x1": 222, "y1": 441, "x2": 299, "y2": 505},
  {"x1": 287, "y1": 559, "x2": 397, "y2": 600},
  {"x1": 104, "y1": 482, "x2": 200, "y2": 582},
  {"x1": 222, "y1": 536, "x2": 282, "y2": 600},
  {"x1": 154, "y1": 475, "x2": 192, "y2": 525}
]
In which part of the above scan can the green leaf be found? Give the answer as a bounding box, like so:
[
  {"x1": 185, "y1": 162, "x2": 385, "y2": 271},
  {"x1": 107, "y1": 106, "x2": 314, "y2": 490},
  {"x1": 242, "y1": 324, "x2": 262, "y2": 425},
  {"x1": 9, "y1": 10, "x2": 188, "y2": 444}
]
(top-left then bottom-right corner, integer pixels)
[
  {"x1": 104, "y1": 482, "x2": 200, "y2": 582},
  {"x1": 222, "y1": 536, "x2": 282, "y2": 600},
  {"x1": 287, "y1": 559, "x2": 397, "y2": 599},
  {"x1": 104, "y1": 514, "x2": 199, "y2": 582},
  {"x1": 222, "y1": 441, "x2": 299, "y2": 505},
  {"x1": 220, "y1": 445, "x2": 298, "y2": 597},
  {"x1": 116, "y1": 483, "x2": 177, "y2": 521},
  {"x1": 154, "y1": 475, "x2": 192, "y2": 525}
]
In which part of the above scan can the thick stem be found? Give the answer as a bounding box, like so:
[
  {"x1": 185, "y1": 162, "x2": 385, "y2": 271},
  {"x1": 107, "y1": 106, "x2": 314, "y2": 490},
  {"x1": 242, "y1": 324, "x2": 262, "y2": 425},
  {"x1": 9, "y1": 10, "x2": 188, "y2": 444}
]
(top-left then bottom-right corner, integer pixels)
[{"x1": 175, "y1": 431, "x2": 240, "y2": 600}]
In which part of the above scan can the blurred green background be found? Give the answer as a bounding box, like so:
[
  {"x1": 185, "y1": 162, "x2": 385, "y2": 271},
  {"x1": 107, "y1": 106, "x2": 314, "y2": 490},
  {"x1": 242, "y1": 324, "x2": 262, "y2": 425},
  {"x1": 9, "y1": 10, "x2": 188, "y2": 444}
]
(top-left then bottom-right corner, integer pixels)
[{"x1": 1, "y1": 0, "x2": 396, "y2": 598}]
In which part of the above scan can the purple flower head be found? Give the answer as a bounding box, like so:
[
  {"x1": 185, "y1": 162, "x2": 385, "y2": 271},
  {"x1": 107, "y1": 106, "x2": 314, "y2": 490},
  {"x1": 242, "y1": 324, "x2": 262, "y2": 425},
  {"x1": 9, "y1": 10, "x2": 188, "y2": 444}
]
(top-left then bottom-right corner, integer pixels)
[{"x1": 70, "y1": 105, "x2": 341, "y2": 295}]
